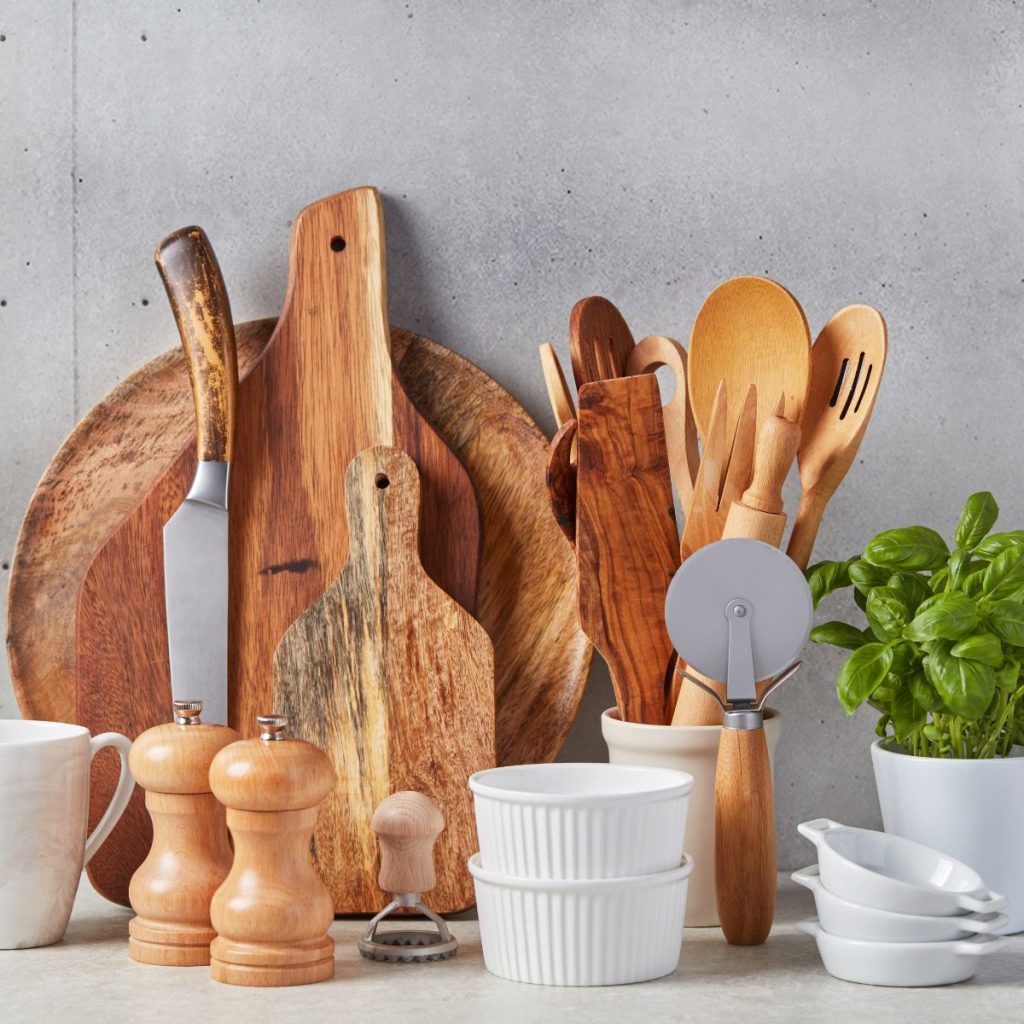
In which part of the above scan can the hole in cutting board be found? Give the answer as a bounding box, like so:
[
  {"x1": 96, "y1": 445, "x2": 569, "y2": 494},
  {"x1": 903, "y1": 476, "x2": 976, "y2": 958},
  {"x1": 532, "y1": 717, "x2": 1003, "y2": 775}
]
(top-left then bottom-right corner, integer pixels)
[
  {"x1": 330, "y1": 235, "x2": 346, "y2": 252},
  {"x1": 375, "y1": 474, "x2": 390, "y2": 489}
]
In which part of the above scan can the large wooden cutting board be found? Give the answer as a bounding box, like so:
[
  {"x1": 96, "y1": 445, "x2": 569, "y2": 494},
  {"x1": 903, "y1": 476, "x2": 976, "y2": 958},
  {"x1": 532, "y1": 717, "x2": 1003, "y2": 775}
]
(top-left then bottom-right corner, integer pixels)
[{"x1": 9, "y1": 325, "x2": 589, "y2": 906}]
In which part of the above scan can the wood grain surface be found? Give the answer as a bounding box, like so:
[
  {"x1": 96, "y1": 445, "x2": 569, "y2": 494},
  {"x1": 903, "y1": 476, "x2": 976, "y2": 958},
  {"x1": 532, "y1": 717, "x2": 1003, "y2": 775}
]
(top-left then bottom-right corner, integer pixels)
[
  {"x1": 273, "y1": 447, "x2": 494, "y2": 914},
  {"x1": 545, "y1": 419, "x2": 578, "y2": 547},
  {"x1": 576, "y1": 375, "x2": 679, "y2": 725},
  {"x1": 9, "y1": 319, "x2": 586, "y2": 904},
  {"x1": 568, "y1": 296, "x2": 636, "y2": 387}
]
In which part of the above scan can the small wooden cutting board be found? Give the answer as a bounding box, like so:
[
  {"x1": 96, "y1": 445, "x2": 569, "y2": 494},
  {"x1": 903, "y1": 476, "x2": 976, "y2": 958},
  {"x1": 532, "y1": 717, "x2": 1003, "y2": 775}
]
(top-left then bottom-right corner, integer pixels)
[{"x1": 273, "y1": 446, "x2": 495, "y2": 913}]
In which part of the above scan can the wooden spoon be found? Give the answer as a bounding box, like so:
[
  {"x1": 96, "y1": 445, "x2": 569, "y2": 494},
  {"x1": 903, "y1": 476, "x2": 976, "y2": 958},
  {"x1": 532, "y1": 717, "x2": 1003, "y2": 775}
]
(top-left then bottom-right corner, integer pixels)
[
  {"x1": 787, "y1": 306, "x2": 887, "y2": 569},
  {"x1": 688, "y1": 277, "x2": 811, "y2": 445},
  {"x1": 569, "y1": 296, "x2": 636, "y2": 388},
  {"x1": 545, "y1": 419, "x2": 578, "y2": 547},
  {"x1": 625, "y1": 335, "x2": 699, "y2": 512},
  {"x1": 539, "y1": 343, "x2": 576, "y2": 429}
]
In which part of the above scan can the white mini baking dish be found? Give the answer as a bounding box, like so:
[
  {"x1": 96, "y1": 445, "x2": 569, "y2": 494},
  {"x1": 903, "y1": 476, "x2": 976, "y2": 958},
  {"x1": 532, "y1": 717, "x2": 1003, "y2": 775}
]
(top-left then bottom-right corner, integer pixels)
[{"x1": 469, "y1": 852, "x2": 693, "y2": 986}]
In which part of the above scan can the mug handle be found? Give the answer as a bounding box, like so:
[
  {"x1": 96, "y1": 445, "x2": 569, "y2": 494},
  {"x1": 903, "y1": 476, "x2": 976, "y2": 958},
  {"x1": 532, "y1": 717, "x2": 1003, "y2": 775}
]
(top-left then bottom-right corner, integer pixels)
[{"x1": 84, "y1": 732, "x2": 135, "y2": 864}]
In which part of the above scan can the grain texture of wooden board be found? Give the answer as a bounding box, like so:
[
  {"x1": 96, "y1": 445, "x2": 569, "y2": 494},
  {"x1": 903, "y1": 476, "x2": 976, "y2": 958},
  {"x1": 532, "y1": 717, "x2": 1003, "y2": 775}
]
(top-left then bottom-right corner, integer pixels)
[
  {"x1": 273, "y1": 447, "x2": 494, "y2": 914},
  {"x1": 576, "y1": 375, "x2": 678, "y2": 725}
]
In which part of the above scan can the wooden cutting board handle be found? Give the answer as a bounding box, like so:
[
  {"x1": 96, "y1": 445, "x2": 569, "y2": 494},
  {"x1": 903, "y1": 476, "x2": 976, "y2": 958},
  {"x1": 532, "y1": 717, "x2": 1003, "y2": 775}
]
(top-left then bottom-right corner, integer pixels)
[
  {"x1": 715, "y1": 720, "x2": 776, "y2": 946},
  {"x1": 272, "y1": 446, "x2": 494, "y2": 913}
]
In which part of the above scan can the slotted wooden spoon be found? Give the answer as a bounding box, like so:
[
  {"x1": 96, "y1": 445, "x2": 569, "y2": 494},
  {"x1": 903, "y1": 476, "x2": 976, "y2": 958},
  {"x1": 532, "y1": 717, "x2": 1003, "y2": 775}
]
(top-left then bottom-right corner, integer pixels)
[
  {"x1": 787, "y1": 305, "x2": 887, "y2": 569},
  {"x1": 569, "y1": 296, "x2": 636, "y2": 387}
]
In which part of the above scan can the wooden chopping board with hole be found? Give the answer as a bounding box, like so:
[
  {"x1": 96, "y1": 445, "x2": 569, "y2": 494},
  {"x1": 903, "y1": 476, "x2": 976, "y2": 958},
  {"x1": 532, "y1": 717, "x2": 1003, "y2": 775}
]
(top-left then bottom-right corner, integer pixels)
[
  {"x1": 273, "y1": 446, "x2": 494, "y2": 913},
  {"x1": 10, "y1": 325, "x2": 588, "y2": 906}
]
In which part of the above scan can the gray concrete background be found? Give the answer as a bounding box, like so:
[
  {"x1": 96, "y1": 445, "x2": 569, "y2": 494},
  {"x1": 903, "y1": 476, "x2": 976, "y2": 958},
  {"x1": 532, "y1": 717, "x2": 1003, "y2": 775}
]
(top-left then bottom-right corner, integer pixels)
[{"x1": 3, "y1": 0, "x2": 1023, "y2": 868}]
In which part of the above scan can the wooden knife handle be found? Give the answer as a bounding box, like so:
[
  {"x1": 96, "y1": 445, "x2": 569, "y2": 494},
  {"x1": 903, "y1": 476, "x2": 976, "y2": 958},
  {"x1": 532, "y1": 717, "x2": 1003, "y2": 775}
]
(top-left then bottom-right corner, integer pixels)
[
  {"x1": 715, "y1": 722, "x2": 776, "y2": 946},
  {"x1": 155, "y1": 226, "x2": 238, "y2": 463},
  {"x1": 740, "y1": 413, "x2": 800, "y2": 515}
]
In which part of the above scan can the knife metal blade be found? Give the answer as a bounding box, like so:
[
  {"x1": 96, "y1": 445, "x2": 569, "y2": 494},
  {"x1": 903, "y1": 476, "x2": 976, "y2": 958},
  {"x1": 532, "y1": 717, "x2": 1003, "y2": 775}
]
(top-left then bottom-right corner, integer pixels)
[{"x1": 156, "y1": 226, "x2": 237, "y2": 726}]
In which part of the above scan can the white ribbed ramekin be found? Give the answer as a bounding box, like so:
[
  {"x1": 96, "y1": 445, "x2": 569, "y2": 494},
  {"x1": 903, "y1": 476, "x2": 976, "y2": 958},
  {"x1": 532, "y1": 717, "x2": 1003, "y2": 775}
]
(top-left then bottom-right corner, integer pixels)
[
  {"x1": 469, "y1": 853, "x2": 693, "y2": 986},
  {"x1": 469, "y1": 763, "x2": 692, "y2": 879}
]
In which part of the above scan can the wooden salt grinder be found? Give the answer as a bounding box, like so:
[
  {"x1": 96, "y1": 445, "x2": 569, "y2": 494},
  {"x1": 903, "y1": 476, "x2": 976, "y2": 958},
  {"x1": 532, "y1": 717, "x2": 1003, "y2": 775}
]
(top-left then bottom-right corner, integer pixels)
[
  {"x1": 209, "y1": 715, "x2": 336, "y2": 987},
  {"x1": 359, "y1": 792, "x2": 457, "y2": 961},
  {"x1": 128, "y1": 700, "x2": 239, "y2": 966}
]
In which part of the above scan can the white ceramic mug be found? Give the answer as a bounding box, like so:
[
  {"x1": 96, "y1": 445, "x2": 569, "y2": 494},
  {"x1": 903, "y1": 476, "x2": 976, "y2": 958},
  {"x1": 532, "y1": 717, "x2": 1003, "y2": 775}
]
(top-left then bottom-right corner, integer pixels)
[{"x1": 0, "y1": 720, "x2": 134, "y2": 949}]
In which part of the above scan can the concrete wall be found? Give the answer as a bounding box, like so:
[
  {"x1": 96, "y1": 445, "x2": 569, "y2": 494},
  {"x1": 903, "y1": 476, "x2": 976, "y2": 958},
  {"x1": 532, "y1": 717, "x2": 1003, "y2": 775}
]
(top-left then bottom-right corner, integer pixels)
[{"x1": 4, "y1": 0, "x2": 1022, "y2": 868}]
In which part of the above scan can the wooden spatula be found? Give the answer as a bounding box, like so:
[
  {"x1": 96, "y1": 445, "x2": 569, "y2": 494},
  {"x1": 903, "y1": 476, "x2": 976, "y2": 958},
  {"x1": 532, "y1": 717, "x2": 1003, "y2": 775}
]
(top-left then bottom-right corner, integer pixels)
[
  {"x1": 569, "y1": 296, "x2": 636, "y2": 387},
  {"x1": 787, "y1": 305, "x2": 887, "y2": 569},
  {"x1": 576, "y1": 375, "x2": 679, "y2": 724},
  {"x1": 273, "y1": 446, "x2": 494, "y2": 914},
  {"x1": 679, "y1": 381, "x2": 730, "y2": 561},
  {"x1": 688, "y1": 276, "x2": 811, "y2": 445}
]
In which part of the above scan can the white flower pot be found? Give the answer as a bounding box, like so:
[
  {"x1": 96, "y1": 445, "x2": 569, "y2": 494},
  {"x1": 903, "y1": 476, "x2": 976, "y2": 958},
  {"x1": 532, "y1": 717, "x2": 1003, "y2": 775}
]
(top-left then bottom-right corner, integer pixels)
[
  {"x1": 601, "y1": 707, "x2": 782, "y2": 927},
  {"x1": 871, "y1": 739, "x2": 1024, "y2": 934}
]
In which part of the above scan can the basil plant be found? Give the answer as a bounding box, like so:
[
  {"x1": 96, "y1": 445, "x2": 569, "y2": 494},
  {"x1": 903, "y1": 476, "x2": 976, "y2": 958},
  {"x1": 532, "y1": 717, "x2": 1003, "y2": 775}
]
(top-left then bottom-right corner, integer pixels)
[{"x1": 809, "y1": 492, "x2": 1024, "y2": 758}]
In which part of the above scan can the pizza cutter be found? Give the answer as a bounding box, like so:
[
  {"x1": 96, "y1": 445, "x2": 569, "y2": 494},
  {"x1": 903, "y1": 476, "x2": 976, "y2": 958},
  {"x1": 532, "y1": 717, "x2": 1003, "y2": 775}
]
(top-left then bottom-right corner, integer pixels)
[{"x1": 664, "y1": 538, "x2": 812, "y2": 946}]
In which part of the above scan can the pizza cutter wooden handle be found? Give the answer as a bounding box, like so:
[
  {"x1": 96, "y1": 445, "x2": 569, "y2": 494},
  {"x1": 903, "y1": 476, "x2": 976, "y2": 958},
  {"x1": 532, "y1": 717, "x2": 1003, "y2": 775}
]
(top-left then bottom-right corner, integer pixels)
[
  {"x1": 371, "y1": 791, "x2": 445, "y2": 895},
  {"x1": 715, "y1": 719, "x2": 776, "y2": 946},
  {"x1": 722, "y1": 412, "x2": 800, "y2": 545},
  {"x1": 154, "y1": 226, "x2": 238, "y2": 463}
]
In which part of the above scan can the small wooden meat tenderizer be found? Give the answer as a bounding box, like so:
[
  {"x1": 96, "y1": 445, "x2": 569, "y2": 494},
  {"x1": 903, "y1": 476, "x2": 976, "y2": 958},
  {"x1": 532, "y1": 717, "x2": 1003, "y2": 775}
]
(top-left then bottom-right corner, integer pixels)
[
  {"x1": 209, "y1": 715, "x2": 336, "y2": 986},
  {"x1": 358, "y1": 792, "x2": 458, "y2": 962},
  {"x1": 128, "y1": 700, "x2": 239, "y2": 966}
]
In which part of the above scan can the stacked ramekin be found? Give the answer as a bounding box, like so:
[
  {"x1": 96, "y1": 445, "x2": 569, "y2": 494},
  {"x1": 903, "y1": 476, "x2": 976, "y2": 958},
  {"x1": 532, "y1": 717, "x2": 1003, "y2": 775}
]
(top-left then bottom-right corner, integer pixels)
[{"x1": 468, "y1": 763, "x2": 694, "y2": 986}]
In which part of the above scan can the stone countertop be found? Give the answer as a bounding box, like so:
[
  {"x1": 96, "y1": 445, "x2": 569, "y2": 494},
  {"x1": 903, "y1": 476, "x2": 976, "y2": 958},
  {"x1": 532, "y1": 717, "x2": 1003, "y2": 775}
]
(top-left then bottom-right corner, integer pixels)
[{"x1": 3, "y1": 876, "x2": 1020, "y2": 1023}]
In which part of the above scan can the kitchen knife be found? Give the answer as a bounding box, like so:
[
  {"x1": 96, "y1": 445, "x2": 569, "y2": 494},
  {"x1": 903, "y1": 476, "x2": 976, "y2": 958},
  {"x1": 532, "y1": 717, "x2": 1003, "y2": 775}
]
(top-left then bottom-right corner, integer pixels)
[{"x1": 154, "y1": 226, "x2": 237, "y2": 726}]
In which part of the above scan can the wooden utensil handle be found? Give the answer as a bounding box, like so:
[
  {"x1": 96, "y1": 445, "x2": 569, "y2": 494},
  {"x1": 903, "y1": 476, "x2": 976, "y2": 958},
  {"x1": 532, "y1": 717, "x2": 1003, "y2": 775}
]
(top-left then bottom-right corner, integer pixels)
[
  {"x1": 545, "y1": 420, "x2": 578, "y2": 546},
  {"x1": 715, "y1": 722, "x2": 776, "y2": 946},
  {"x1": 786, "y1": 492, "x2": 828, "y2": 570},
  {"x1": 155, "y1": 226, "x2": 238, "y2": 463},
  {"x1": 372, "y1": 791, "x2": 444, "y2": 895},
  {"x1": 670, "y1": 664, "x2": 724, "y2": 726},
  {"x1": 741, "y1": 414, "x2": 800, "y2": 515}
]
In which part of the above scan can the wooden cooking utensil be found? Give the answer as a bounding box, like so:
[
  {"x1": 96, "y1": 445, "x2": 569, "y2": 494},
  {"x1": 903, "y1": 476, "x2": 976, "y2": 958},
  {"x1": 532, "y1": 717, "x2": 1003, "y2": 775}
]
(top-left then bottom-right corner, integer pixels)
[
  {"x1": 787, "y1": 305, "x2": 887, "y2": 570},
  {"x1": 722, "y1": 405, "x2": 801, "y2": 548},
  {"x1": 391, "y1": 330, "x2": 591, "y2": 770},
  {"x1": 539, "y1": 343, "x2": 577, "y2": 429},
  {"x1": 625, "y1": 335, "x2": 699, "y2": 511},
  {"x1": 569, "y1": 296, "x2": 636, "y2": 387},
  {"x1": 717, "y1": 384, "x2": 759, "y2": 522},
  {"x1": 576, "y1": 375, "x2": 679, "y2": 725},
  {"x1": 230, "y1": 187, "x2": 480, "y2": 734},
  {"x1": 9, "y1": 319, "x2": 586, "y2": 842},
  {"x1": 273, "y1": 446, "x2": 494, "y2": 913},
  {"x1": 545, "y1": 419, "x2": 578, "y2": 547},
  {"x1": 688, "y1": 276, "x2": 811, "y2": 445},
  {"x1": 678, "y1": 381, "x2": 729, "y2": 561}
]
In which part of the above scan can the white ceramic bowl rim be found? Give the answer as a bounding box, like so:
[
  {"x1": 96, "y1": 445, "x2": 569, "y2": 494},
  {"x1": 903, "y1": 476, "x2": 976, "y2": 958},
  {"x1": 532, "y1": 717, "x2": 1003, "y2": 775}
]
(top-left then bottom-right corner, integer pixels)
[
  {"x1": 468, "y1": 852, "x2": 694, "y2": 892},
  {"x1": 469, "y1": 762, "x2": 693, "y2": 805},
  {"x1": 0, "y1": 719, "x2": 89, "y2": 746},
  {"x1": 791, "y1": 865, "x2": 1009, "y2": 934},
  {"x1": 873, "y1": 736, "x2": 1024, "y2": 766},
  {"x1": 797, "y1": 918, "x2": 1007, "y2": 954}
]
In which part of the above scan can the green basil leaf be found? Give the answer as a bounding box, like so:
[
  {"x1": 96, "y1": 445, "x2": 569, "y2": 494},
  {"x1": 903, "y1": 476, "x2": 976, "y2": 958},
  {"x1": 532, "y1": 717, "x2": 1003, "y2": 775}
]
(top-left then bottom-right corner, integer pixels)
[
  {"x1": 974, "y1": 530, "x2": 1024, "y2": 561},
  {"x1": 950, "y1": 632, "x2": 1004, "y2": 668},
  {"x1": 923, "y1": 649, "x2": 995, "y2": 720},
  {"x1": 929, "y1": 566, "x2": 950, "y2": 592},
  {"x1": 863, "y1": 527, "x2": 950, "y2": 572},
  {"x1": 854, "y1": 586, "x2": 868, "y2": 612},
  {"x1": 985, "y1": 599, "x2": 1024, "y2": 645},
  {"x1": 982, "y1": 546, "x2": 1024, "y2": 601},
  {"x1": 836, "y1": 643, "x2": 894, "y2": 715},
  {"x1": 904, "y1": 592, "x2": 979, "y2": 642},
  {"x1": 806, "y1": 559, "x2": 852, "y2": 609},
  {"x1": 908, "y1": 670, "x2": 944, "y2": 712},
  {"x1": 954, "y1": 492, "x2": 999, "y2": 551},
  {"x1": 887, "y1": 572, "x2": 932, "y2": 613},
  {"x1": 963, "y1": 568, "x2": 986, "y2": 598},
  {"x1": 947, "y1": 550, "x2": 971, "y2": 591},
  {"x1": 887, "y1": 640, "x2": 918, "y2": 677},
  {"x1": 810, "y1": 621, "x2": 871, "y2": 650},
  {"x1": 891, "y1": 687, "x2": 925, "y2": 740},
  {"x1": 995, "y1": 658, "x2": 1020, "y2": 692},
  {"x1": 849, "y1": 559, "x2": 892, "y2": 594},
  {"x1": 866, "y1": 587, "x2": 911, "y2": 640}
]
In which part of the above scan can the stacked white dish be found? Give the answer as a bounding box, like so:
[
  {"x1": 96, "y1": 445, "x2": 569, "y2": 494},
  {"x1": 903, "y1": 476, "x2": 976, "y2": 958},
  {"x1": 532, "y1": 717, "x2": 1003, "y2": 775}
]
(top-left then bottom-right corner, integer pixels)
[
  {"x1": 794, "y1": 818, "x2": 1009, "y2": 986},
  {"x1": 468, "y1": 763, "x2": 694, "y2": 986}
]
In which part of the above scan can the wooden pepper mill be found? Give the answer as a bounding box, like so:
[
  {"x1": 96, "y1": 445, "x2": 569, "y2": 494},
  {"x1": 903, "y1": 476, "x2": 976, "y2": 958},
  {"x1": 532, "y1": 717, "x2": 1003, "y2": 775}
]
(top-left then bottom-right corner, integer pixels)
[
  {"x1": 358, "y1": 791, "x2": 458, "y2": 962},
  {"x1": 128, "y1": 700, "x2": 239, "y2": 966},
  {"x1": 208, "y1": 714, "x2": 336, "y2": 986}
]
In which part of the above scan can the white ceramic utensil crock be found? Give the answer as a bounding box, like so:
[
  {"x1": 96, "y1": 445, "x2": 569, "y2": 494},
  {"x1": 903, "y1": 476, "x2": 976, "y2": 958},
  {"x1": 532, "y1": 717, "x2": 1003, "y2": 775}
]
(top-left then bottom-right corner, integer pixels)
[
  {"x1": 469, "y1": 762, "x2": 692, "y2": 879},
  {"x1": 796, "y1": 919, "x2": 1007, "y2": 987},
  {"x1": 469, "y1": 853, "x2": 693, "y2": 986},
  {"x1": 601, "y1": 707, "x2": 781, "y2": 925},
  {"x1": 797, "y1": 818, "x2": 1006, "y2": 917},
  {"x1": 791, "y1": 866, "x2": 1009, "y2": 942},
  {"x1": 872, "y1": 738, "x2": 1024, "y2": 933},
  {"x1": 0, "y1": 720, "x2": 134, "y2": 949}
]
